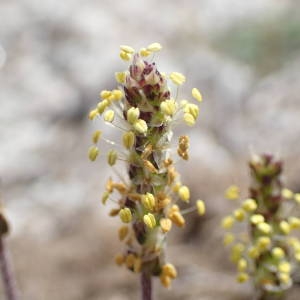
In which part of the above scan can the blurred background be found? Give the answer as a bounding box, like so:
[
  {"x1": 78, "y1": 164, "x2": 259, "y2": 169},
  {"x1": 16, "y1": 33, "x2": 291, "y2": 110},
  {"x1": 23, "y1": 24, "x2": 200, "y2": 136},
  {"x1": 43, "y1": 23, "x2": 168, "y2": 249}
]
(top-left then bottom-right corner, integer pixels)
[{"x1": 1, "y1": 0, "x2": 300, "y2": 299}]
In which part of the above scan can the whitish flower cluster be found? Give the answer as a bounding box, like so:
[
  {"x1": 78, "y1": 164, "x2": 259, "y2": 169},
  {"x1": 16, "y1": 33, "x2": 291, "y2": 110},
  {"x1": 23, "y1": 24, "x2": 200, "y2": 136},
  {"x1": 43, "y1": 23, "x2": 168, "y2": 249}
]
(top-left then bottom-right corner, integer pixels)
[
  {"x1": 88, "y1": 43, "x2": 205, "y2": 288},
  {"x1": 222, "y1": 154, "x2": 300, "y2": 298}
]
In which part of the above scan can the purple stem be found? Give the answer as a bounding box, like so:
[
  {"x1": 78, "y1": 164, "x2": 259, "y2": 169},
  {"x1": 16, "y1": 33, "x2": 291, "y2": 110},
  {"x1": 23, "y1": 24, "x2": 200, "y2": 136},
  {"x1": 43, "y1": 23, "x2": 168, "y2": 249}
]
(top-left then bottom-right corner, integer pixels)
[
  {"x1": 141, "y1": 272, "x2": 152, "y2": 300},
  {"x1": 0, "y1": 238, "x2": 19, "y2": 300}
]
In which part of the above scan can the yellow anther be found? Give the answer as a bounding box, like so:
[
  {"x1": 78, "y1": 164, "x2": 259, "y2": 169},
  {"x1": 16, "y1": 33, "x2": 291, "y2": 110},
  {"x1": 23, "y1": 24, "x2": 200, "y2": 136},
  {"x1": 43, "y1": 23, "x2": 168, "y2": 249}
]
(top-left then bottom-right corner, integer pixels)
[
  {"x1": 139, "y1": 47, "x2": 151, "y2": 57},
  {"x1": 118, "y1": 225, "x2": 129, "y2": 241},
  {"x1": 183, "y1": 113, "x2": 196, "y2": 126},
  {"x1": 281, "y1": 188, "x2": 294, "y2": 199},
  {"x1": 221, "y1": 216, "x2": 235, "y2": 229},
  {"x1": 248, "y1": 246, "x2": 260, "y2": 259},
  {"x1": 106, "y1": 178, "x2": 113, "y2": 193},
  {"x1": 141, "y1": 193, "x2": 156, "y2": 211},
  {"x1": 119, "y1": 208, "x2": 132, "y2": 223},
  {"x1": 191, "y1": 88, "x2": 203, "y2": 102},
  {"x1": 223, "y1": 233, "x2": 235, "y2": 246},
  {"x1": 294, "y1": 193, "x2": 300, "y2": 204},
  {"x1": 169, "y1": 210, "x2": 185, "y2": 227},
  {"x1": 122, "y1": 131, "x2": 135, "y2": 149},
  {"x1": 147, "y1": 42, "x2": 162, "y2": 52},
  {"x1": 133, "y1": 119, "x2": 148, "y2": 134},
  {"x1": 115, "y1": 71, "x2": 126, "y2": 83},
  {"x1": 162, "y1": 264, "x2": 177, "y2": 279},
  {"x1": 160, "y1": 274, "x2": 171, "y2": 288},
  {"x1": 101, "y1": 191, "x2": 110, "y2": 205},
  {"x1": 112, "y1": 182, "x2": 127, "y2": 194},
  {"x1": 184, "y1": 103, "x2": 199, "y2": 119},
  {"x1": 196, "y1": 200, "x2": 205, "y2": 216},
  {"x1": 133, "y1": 257, "x2": 142, "y2": 273},
  {"x1": 272, "y1": 247, "x2": 285, "y2": 259},
  {"x1": 288, "y1": 217, "x2": 300, "y2": 229},
  {"x1": 104, "y1": 110, "x2": 115, "y2": 122},
  {"x1": 127, "y1": 107, "x2": 140, "y2": 124},
  {"x1": 111, "y1": 89, "x2": 123, "y2": 100},
  {"x1": 278, "y1": 272, "x2": 291, "y2": 284},
  {"x1": 169, "y1": 72, "x2": 186, "y2": 85},
  {"x1": 160, "y1": 218, "x2": 172, "y2": 233},
  {"x1": 242, "y1": 198, "x2": 257, "y2": 212},
  {"x1": 97, "y1": 99, "x2": 109, "y2": 114},
  {"x1": 88, "y1": 146, "x2": 99, "y2": 161},
  {"x1": 115, "y1": 253, "x2": 125, "y2": 266},
  {"x1": 160, "y1": 99, "x2": 177, "y2": 116},
  {"x1": 100, "y1": 90, "x2": 111, "y2": 99},
  {"x1": 120, "y1": 51, "x2": 131, "y2": 61},
  {"x1": 256, "y1": 236, "x2": 271, "y2": 250},
  {"x1": 143, "y1": 213, "x2": 156, "y2": 229},
  {"x1": 125, "y1": 253, "x2": 135, "y2": 268},
  {"x1": 237, "y1": 258, "x2": 247, "y2": 272},
  {"x1": 107, "y1": 149, "x2": 118, "y2": 166},
  {"x1": 225, "y1": 185, "x2": 240, "y2": 200},
  {"x1": 257, "y1": 222, "x2": 272, "y2": 235},
  {"x1": 109, "y1": 208, "x2": 120, "y2": 217},
  {"x1": 120, "y1": 45, "x2": 135, "y2": 54},
  {"x1": 178, "y1": 185, "x2": 190, "y2": 202},
  {"x1": 233, "y1": 208, "x2": 245, "y2": 222},
  {"x1": 279, "y1": 220, "x2": 291, "y2": 234},
  {"x1": 236, "y1": 272, "x2": 249, "y2": 283},
  {"x1": 89, "y1": 109, "x2": 99, "y2": 120},
  {"x1": 141, "y1": 144, "x2": 153, "y2": 159},
  {"x1": 250, "y1": 214, "x2": 265, "y2": 225},
  {"x1": 278, "y1": 261, "x2": 291, "y2": 273},
  {"x1": 92, "y1": 130, "x2": 102, "y2": 144}
]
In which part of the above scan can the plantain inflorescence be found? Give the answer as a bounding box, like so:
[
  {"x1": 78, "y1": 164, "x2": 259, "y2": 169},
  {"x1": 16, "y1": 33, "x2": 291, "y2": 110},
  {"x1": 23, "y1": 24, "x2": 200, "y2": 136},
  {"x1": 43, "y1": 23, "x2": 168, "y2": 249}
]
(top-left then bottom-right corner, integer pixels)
[
  {"x1": 88, "y1": 43, "x2": 205, "y2": 288},
  {"x1": 222, "y1": 154, "x2": 300, "y2": 299}
]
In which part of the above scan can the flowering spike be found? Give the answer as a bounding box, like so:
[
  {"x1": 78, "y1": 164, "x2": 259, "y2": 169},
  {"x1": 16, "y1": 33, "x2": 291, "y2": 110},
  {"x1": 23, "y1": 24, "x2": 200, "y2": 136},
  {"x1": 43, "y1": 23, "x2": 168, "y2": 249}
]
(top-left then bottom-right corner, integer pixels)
[
  {"x1": 222, "y1": 154, "x2": 300, "y2": 297},
  {"x1": 88, "y1": 43, "x2": 204, "y2": 289}
]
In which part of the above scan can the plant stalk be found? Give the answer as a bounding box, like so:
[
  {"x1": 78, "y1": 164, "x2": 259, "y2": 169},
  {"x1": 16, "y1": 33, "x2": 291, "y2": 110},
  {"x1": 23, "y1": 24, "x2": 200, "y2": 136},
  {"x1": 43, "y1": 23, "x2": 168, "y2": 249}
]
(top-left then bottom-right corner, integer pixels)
[
  {"x1": 141, "y1": 272, "x2": 152, "y2": 300},
  {"x1": 0, "y1": 238, "x2": 19, "y2": 300}
]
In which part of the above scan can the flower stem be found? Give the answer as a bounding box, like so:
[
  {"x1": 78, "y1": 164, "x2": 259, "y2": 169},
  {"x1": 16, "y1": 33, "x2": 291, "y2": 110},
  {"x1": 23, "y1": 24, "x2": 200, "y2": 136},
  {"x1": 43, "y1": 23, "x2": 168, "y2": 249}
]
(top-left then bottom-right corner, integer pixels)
[
  {"x1": 141, "y1": 272, "x2": 152, "y2": 300},
  {"x1": 0, "y1": 238, "x2": 19, "y2": 300}
]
